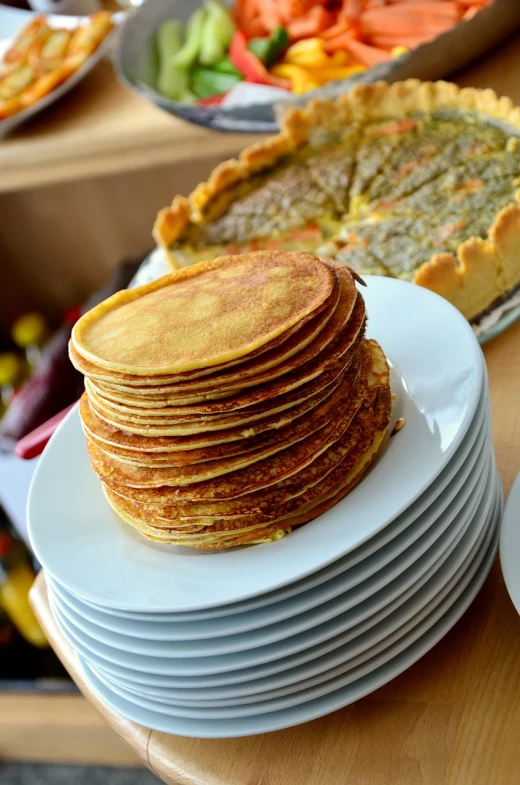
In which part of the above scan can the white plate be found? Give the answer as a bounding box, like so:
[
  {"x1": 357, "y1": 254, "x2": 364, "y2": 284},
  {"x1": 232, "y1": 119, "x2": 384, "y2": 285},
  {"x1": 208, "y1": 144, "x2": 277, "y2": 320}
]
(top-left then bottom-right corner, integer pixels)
[
  {"x1": 83, "y1": 499, "x2": 497, "y2": 719},
  {"x1": 47, "y1": 384, "x2": 489, "y2": 629},
  {"x1": 77, "y1": 519, "x2": 499, "y2": 737},
  {"x1": 48, "y1": 427, "x2": 491, "y2": 656},
  {"x1": 48, "y1": 449, "x2": 494, "y2": 679},
  {"x1": 0, "y1": 12, "x2": 124, "y2": 139},
  {"x1": 53, "y1": 456, "x2": 496, "y2": 694},
  {"x1": 499, "y1": 472, "x2": 520, "y2": 615},
  {"x1": 86, "y1": 469, "x2": 497, "y2": 707},
  {"x1": 28, "y1": 277, "x2": 484, "y2": 613}
]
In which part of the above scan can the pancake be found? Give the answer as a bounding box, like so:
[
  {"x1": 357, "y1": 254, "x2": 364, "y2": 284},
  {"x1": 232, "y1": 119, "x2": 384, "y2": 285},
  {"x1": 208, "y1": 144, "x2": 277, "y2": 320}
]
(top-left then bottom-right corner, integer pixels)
[
  {"x1": 103, "y1": 359, "x2": 391, "y2": 532},
  {"x1": 76, "y1": 271, "x2": 342, "y2": 395},
  {"x1": 86, "y1": 266, "x2": 361, "y2": 408},
  {"x1": 82, "y1": 366, "x2": 347, "y2": 438},
  {"x1": 105, "y1": 413, "x2": 388, "y2": 549},
  {"x1": 85, "y1": 366, "x2": 359, "y2": 471},
  {"x1": 101, "y1": 339, "x2": 389, "y2": 505},
  {"x1": 83, "y1": 292, "x2": 366, "y2": 427},
  {"x1": 76, "y1": 250, "x2": 393, "y2": 550},
  {"x1": 71, "y1": 251, "x2": 335, "y2": 375},
  {"x1": 86, "y1": 350, "x2": 368, "y2": 488},
  {"x1": 78, "y1": 371, "x2": 345, "y2": 453},
  {"x1": 81, "y1": 359, "x2": 360, "y2": 468}
]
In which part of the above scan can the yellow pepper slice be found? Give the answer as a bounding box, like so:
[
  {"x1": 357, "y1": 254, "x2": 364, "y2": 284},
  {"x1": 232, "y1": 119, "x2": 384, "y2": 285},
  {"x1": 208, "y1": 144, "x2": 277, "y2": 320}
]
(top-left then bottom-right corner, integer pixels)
[
  {"x1": 391, "y1": 46, "x2": 409, "y2": 58},
  {"x1": 284, "y1": 37, "x2": 329, "y2": 67},
  {"x1": 331, "y1": 51, "x2": 348, "y2": 66},
  {"x1": 270, "y1": 64, "x2": 319, "y2": 94},
  {"x1": 311, "y1": 64, "x2": 366, "y2": 84}
]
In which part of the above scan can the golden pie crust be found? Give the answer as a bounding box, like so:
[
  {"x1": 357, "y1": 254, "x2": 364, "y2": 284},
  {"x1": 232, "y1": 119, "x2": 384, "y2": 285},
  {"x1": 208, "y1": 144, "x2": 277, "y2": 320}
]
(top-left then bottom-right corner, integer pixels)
[{"x1": 153, "y1": 80, "x2": 520, "y2": 322}]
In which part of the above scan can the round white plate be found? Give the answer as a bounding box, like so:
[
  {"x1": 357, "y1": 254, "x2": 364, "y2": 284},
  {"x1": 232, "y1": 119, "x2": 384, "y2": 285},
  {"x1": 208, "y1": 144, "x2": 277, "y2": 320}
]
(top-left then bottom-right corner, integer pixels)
[
  {"x1": 52, "y1": 456, "x2": 496, "y2": 694},
  {"x1": 28, "y1": 277, "x2": 484, "y2": 613},
  {"x1": 87, "y1": 471, "x2": 497, "y2": 707},
  {"x1": 77, "y1": 519, "x2": 499, "y2": 737},
  {"x1": 47, "y1": 387, "x2": 489, "y2": 631},
  {"x1": 84, "y1": 500, "x2": 497, "y2": 719},
  {"x1": 48, "y1": 428, "x2": 491, "y2": 655},
  {"x1": 499, "y1": 472, "x2": 520, "y2": 615},
  {"x1": 49, "y1": 451, "x2": 494, "y2": 679}
]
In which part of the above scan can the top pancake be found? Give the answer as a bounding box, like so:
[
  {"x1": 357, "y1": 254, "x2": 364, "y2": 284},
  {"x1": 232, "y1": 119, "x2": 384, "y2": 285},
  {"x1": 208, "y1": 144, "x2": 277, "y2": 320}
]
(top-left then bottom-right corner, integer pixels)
[{"x1": 71, "y1": 251, "x2": 335, "y2": 376}]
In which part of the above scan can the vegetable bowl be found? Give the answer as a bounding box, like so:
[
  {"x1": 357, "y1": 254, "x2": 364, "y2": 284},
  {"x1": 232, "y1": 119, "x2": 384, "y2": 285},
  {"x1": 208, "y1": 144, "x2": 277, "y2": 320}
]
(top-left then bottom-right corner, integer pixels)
[{"x1": 114, "y1": 0, "x2": 520, "y2": 133}]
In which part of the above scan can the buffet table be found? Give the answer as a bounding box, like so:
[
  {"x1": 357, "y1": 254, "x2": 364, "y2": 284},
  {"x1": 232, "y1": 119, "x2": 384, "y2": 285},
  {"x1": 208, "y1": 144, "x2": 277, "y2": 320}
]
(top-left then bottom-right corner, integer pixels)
[{"x1": 4, "y1": 20, "x2": 520, "y2": 781}]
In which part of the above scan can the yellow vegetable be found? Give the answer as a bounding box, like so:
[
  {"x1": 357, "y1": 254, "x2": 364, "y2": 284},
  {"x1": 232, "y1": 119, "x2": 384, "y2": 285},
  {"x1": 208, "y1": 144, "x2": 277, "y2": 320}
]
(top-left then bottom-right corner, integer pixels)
[
  {"x1": 311, "y1": 64, "x2": 366, "y2": 83},
  {"x1": 391, "y1": 46, "x2": 409, "y2": 58},
  {"x1": 270, "y1": 64, "x2": 319, "y2": 94},
  {"x1": 0, "y1": 562, "x2": 48, "y2": 648},
  {"x1": 331, "y1": 51, "x2": 348, "y2": 65},
  {"x1": 284, "y1": 38, "x2": 329, "y2": 66}
]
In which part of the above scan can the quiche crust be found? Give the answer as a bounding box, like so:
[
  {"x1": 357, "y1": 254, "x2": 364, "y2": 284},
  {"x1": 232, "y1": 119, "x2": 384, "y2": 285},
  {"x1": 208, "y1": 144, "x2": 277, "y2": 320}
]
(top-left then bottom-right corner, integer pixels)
[{"x1": 153, "y1": 80, "x2": 520, "y2": 322}]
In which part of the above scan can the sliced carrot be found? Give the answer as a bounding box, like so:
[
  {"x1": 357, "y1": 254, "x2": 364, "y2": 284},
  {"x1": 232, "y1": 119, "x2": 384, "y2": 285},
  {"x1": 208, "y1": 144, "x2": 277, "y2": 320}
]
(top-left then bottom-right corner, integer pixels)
[
  {"x1": 457, "y1": 0, "x2": 488, "y2": 6},
  {"x1": 371, "y1": 32, "x2": 439, "y2": 48},
  {"x1": 258, "y1": 0, "x2": 282, "y2": 32},
  {"x1": 361, "y1": 7, "x2": 460, "y2": 38},
  {"x1": 341, "y1": 38, "x2": 392, "y2": 65},
  {"x1": 341, "y1": 0, "x2": 363, "y2": 21},
  {"x1": 287, "y1": 6, "x2": 334, "y2": 39},
  {"x1": 320, "y1": 19, "x2": 351, "y2": 40},
  {"x1": 322, "y1": 28, "x2": 358, "y2": 52}
]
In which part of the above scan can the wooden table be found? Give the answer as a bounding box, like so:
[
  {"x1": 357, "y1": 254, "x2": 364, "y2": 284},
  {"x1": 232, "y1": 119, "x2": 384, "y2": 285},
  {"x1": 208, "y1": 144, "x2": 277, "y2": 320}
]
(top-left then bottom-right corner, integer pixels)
[{"x1": 29, "y1": 316, "x2": 520, "y2": 784}]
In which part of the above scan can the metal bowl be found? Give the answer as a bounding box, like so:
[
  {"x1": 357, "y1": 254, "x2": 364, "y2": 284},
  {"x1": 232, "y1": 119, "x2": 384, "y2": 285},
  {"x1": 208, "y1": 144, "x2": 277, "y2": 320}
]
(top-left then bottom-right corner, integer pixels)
[{"x1": 113, "y1": 0, "x2": 520, "y2": 133}]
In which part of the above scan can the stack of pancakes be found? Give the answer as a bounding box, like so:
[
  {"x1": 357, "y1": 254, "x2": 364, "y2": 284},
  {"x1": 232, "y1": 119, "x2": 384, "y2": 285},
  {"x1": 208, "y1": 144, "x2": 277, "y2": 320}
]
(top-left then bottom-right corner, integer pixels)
[{"x1": 70, "y1": 251, "x2": 392, "y2": 550}]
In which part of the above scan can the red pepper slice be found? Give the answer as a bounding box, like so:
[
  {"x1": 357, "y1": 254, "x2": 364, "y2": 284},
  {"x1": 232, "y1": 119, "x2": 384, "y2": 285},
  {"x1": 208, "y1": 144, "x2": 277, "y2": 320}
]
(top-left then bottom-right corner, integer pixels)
[
  {"x1": 229, "y1": 30, "x2": 290, "y2": 89},
  {"x1": 197, "y1": 93, "x2": 227, "y2": 106}
]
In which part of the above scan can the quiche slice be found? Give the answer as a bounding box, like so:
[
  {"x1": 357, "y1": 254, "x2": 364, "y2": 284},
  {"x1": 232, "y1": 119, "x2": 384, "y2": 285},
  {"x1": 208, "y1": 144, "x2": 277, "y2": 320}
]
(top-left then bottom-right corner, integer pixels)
[{"x1": 153, "y1": 80, "x2": 520, "y2": 322}]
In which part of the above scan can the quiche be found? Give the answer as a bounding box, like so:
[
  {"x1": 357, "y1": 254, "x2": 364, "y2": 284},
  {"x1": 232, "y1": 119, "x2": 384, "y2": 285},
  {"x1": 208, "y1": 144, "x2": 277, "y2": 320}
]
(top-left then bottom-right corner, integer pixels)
[{"x1": 153, "y1": 80, "x2": 520, "y2": 322}]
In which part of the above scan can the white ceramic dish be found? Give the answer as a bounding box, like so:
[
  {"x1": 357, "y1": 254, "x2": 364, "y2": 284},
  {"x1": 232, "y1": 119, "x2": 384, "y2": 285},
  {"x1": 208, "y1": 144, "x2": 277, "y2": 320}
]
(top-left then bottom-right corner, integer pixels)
[
  {"x1": 47, "y1": 386, "x2": 489, "y2": 632},
  {"x1": 52, "y1": 457, "x2": 496, "y2": 694},
  {"x1": 77, "y1": 520, "x2": 499, "y2": 737},
  {"x1": 499, "y1": 472, "x2": 520, "y2": 616},
  {"x1": 28, "y1": 277, "x2": 484, "y2": 613},
  {"x1": 87, "y1": 470, "x2": 497, "y2": 706},
  {"x1": 84, "y1": 500, "x2": 497, "y2": 719},
  {"x1": 48, "y1": 430, "x2": 491, "y2": 657},
  {"x1": 0, "y1": 12, "x2": 124, "y2": 139},
  {"x1": 48, "y1": 450, "x2": 494, "y2": 679}
]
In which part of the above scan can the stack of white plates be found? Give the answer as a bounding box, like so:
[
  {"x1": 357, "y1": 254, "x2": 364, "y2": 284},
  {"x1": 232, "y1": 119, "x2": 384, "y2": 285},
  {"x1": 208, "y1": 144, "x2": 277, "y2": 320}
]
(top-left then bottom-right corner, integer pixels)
[{"x1": 28, "y1": 277, "x2": 502, "y2": 738}]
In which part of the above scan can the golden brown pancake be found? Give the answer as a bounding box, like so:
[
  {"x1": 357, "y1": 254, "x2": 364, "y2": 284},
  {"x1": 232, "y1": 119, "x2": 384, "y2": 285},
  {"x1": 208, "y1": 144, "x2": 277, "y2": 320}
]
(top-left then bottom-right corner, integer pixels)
[
  {"x1": 78, "y1": 371, "x2": 345, "y2": 453},
  {"x1": 86, "y1": 356, "x2": 366, "y2": 489},
  {"x1": 71, "y1": 272, "x2": 342, "y2": 393},
  {"x1": 71, "y1": 251, "x2": 335, "y2": 375},
  {"x1": 101, "y1": 340, "x2": 389, "y2": 506},
  {"x1": 83, "y1": 293, "x2": 366, "y2": 425},
  {"x1": 76, "y1": 250, "x2": 392, "y2": 550},
  {"x1": 102, "y1": 362, "x2": 391, "y2": 535},
  {"x1": 82, "y1": 359, "x2": 360, "y2": 468},
  {"x1": 105, "y1": 420, "x2": 388, "y2": 548}
]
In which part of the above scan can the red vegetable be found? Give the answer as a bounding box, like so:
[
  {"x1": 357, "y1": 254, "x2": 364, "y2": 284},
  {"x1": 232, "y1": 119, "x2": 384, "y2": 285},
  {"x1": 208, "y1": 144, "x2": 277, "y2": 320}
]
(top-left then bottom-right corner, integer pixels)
[
  {"x1": 197, "y1": 93, "x2": 228, "y2": 105},
  {"x1": 229, "y1": 30, "x2": 290, "y2": 87}
]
